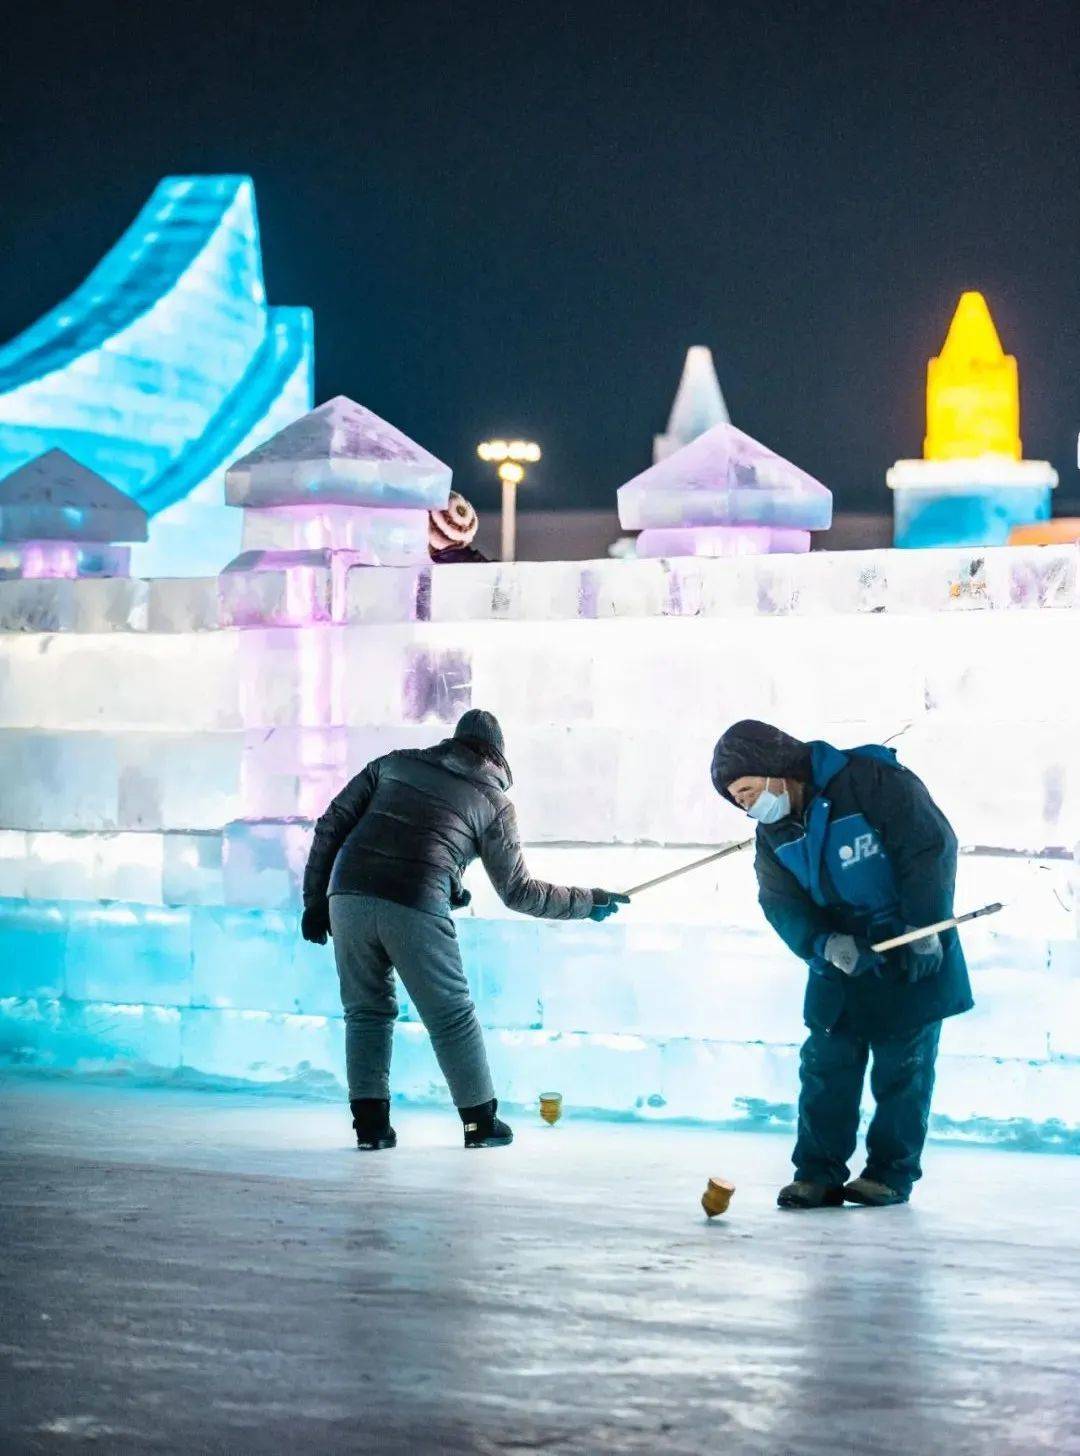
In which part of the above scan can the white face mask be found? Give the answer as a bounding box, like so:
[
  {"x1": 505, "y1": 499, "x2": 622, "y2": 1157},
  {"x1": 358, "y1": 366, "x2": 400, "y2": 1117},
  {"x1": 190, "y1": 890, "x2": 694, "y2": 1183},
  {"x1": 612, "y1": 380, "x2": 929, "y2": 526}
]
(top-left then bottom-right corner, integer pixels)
[{"x1": 747, "y1": 779, "x2": 791, "y2": 824}]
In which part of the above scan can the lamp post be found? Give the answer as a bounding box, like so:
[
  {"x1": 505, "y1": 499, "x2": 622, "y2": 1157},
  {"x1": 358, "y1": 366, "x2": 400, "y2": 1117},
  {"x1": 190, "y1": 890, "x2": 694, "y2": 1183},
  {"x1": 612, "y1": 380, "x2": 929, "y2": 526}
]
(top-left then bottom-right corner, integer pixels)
[{"x1": 477, "y1": 438, "x2": 541, "y2": 563}]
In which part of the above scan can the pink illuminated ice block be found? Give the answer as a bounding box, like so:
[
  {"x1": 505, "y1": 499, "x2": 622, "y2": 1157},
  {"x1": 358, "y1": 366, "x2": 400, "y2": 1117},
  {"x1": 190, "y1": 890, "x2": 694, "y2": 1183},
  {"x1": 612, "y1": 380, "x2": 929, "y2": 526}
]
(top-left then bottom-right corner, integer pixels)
[
  {"x1": 16, "y1": 541, "x2": 132, "y2": 579},
  {"x1": 635, "y1": 525, "x2": 811, "y2": 558},
  {"x1": 618, "y1": 422, "x2": 832, "y2": 534}
]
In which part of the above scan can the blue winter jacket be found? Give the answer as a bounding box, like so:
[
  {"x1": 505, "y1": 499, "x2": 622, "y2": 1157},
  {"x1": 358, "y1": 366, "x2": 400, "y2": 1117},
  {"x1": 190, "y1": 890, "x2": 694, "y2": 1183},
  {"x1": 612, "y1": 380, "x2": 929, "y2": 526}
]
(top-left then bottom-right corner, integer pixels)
[{"x1": 754, "y1": 741, "x2": 973, "y2": 1039}]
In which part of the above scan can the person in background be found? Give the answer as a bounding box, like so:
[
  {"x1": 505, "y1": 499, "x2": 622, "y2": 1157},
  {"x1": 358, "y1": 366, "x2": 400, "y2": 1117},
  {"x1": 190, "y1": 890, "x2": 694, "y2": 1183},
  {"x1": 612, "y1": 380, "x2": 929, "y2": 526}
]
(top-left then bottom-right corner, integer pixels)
[
  {"x1": 428, "y1": 491, "x2": 489, "y2": 564},
  {"x1": 302, "y1": 709, "x2": 628, "y2": 1151},
  {"x1": 711, "y1": 719, "x2": 972, "y2": 1209}
]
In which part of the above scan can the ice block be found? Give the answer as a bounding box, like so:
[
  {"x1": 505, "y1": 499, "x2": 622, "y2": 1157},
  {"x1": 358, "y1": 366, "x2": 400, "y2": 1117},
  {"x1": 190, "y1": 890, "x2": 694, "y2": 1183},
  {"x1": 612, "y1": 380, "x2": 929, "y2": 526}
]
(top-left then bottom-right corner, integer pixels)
[
  {"x1": 7, "y1": 543, "x2": 133, "y2": 581},
  {"x1": 225, "y1": 396, "x2": 452, "y2": 511},
  {"x1": 241, "y1": 503, "x2": 430, "y2": 565},
  {"x1": 635, "y1": 525, "x2": 811, "y2": 558},
  {"x1": 887, "y1": 464, "x2": 1057, "y2": 549},
  {"x1": 219, "y1": 550, "x2": 335, "y2": 627},
  {"x1": 618, "y1": 423, "x2": 832, "y2": 532}
]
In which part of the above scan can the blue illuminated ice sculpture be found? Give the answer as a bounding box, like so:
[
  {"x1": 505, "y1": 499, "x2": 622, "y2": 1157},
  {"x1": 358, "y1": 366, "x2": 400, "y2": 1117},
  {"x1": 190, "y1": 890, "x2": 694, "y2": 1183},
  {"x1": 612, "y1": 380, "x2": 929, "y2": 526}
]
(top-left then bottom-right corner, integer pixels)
[{"x1": 0, "y1": 175, "x2": 313, "y2": 575}]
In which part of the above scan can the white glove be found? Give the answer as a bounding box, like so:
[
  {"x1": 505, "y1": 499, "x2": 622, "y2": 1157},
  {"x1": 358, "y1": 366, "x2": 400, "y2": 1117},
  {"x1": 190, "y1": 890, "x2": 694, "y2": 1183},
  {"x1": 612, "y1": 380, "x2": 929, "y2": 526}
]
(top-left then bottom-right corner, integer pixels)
[
  {"x1": 826, "y1": 931, "x2": 879, "y2": 978},
  {"x1": 824, "y1": 933, "x2": 871, "y2": 977}
]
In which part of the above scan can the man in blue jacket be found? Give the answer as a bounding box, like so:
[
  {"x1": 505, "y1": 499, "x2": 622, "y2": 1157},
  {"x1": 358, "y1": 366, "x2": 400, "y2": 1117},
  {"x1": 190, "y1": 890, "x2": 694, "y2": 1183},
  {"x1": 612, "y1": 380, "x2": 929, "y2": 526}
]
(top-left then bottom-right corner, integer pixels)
[
  {"x1": 711, "y1": 720, "x2": 972, "y2": 1209},
  {"x1": 302, "y1": 709, "x2": 627, "y2": 1152}
]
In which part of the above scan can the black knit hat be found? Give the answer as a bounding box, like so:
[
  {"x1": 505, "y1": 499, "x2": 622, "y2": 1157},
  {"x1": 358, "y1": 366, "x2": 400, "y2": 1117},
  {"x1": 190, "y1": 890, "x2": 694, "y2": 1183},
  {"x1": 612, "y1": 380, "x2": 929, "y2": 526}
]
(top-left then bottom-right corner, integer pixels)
[
  {"x1": 454, "y1": 709, "x2": 505, "y2": 757},
  {"x1": 711, "y1": 720, "x2": 812, "y2": 804}
]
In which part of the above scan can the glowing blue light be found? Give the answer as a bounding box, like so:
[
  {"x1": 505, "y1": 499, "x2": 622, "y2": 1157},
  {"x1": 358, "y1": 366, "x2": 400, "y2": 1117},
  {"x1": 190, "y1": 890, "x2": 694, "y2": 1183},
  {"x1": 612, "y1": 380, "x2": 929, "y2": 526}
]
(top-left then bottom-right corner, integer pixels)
[
  {"x1": 892, "y1": 485, "x2": 1054, "y2": 548},
  {"x1": 0, "y1": 175, "x2": 314, "y2": 574}
]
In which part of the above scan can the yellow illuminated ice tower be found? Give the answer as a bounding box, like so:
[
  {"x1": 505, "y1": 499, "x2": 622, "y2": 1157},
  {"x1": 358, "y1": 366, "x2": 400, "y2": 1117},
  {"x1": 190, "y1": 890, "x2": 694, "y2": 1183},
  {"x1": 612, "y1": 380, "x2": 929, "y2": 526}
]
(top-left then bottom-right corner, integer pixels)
[
  {"x1": 924, "y1": 292, "x2": 1021, "y2": 462},
  {"x1": 887, "y1": 291, "x2": 1056, "y2": 548}
]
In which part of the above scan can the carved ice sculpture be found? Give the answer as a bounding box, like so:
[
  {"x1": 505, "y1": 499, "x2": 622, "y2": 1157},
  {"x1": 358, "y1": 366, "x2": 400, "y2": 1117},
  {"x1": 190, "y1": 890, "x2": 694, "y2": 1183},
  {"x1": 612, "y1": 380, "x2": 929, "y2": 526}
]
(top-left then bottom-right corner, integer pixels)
[
  {"x1": 0, "y1": 448, "x2": 147, "y2": 579},
  {"x1": 0, "y1": 175, "x2": 313, "y2": 576},
  {"x1": 220, "y1": 396, "x2": 454, "y2": 625},
  {"x1": 887, "y1": 292, "x2": 1058, "y2": 548},
  {"x1": 619, "y1": 421, "x2": 832, "y2": 557}
]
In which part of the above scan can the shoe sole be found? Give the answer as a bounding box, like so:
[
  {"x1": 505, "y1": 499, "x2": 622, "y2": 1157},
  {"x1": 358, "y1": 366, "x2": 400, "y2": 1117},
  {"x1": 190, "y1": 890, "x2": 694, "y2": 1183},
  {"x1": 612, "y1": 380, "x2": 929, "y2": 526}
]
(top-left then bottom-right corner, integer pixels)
[
  {"x1": 355, "y1": 1136, "x2": 397, "y2": 1151},
  {"x1": 464, "y1": 1134, "x2": 514, "y2": 1149}
]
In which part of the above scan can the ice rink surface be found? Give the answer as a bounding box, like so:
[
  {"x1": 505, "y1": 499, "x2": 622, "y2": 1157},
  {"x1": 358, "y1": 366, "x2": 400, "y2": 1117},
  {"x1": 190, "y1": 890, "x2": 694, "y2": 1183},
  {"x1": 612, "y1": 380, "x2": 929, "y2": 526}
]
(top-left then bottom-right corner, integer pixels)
[{"x1": 1, "y1": 1078, "x2": 1077, "y2": 1455}]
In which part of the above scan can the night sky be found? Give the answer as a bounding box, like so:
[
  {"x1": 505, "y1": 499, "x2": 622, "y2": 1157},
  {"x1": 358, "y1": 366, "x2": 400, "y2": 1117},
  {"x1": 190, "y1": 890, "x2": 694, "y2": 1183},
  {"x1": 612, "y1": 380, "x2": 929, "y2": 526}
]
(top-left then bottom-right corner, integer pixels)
[{"x1": 2, "y1": 2, "x2": 1077, "y2": 514}]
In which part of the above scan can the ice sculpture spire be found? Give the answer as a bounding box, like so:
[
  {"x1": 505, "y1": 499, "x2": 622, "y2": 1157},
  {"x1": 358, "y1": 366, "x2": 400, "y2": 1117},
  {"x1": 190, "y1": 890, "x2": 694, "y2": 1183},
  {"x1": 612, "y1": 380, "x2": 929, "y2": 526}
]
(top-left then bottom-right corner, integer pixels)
[
  {"x1": 0, "y1": 175, "x2": 313, "y2": 575},
  {"x1": 887, "y1": 291, "x2": 1056, "y2": 547},
  {"x1": 619, "y1": 421, "x2": 832, "y2": 558},
  {"x1": 654, "y1": 346, "x2": 730, "y2": 463},
  {"x1": 924, "y1": 292, "x2": 1020, "y2": 461}
]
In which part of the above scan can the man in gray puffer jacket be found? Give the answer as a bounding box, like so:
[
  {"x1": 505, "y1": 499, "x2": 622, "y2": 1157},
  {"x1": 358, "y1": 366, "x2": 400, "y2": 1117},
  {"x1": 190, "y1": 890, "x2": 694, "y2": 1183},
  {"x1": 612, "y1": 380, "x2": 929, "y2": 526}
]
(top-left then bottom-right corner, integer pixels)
[{"x1": 302, "y1": 709, "x2": 627, "y2": 1150}]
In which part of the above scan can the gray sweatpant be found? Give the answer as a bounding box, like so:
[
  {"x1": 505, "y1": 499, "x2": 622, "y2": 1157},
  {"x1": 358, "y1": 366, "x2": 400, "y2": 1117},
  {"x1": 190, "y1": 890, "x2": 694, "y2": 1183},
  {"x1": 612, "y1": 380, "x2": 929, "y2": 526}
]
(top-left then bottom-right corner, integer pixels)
[{"x1": 329, "y1": 892, "x2": 495, "y2": 1108}]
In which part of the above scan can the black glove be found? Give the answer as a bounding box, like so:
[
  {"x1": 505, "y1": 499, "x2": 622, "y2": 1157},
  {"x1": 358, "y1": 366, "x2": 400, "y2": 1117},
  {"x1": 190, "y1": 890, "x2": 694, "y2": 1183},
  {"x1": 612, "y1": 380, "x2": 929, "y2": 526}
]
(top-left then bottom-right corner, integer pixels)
[
  {"x1": 301, "y1": 902, "x2": 331, "y2": 945},
  {"x1": 449, "y1": 880, "x2": 472, "y2": 910},
  {"x1": 865, "y1": 915, "x2": 907, "y2": 980},
  {"x1": 589, "y1": 890, "x2": 630, "y2": 923},
  {"x1": 904, "y1": 931, "x2": 944, "y2": 982}
]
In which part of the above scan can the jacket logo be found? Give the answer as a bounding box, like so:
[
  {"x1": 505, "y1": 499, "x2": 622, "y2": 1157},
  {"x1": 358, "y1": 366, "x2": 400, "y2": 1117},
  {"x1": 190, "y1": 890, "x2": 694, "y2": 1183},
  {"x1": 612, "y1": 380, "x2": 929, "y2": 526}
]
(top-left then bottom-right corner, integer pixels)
[{"x1": 838, "y1": 833, "x2": 879, "y2": 867}]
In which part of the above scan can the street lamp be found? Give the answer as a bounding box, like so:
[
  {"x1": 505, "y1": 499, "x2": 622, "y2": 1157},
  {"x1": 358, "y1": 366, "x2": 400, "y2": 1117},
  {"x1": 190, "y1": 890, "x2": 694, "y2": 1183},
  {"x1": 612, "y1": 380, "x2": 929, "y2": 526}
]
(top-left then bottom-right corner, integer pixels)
[{"x1": 477, "y1": 438, "x2": 541, "y2": 563}]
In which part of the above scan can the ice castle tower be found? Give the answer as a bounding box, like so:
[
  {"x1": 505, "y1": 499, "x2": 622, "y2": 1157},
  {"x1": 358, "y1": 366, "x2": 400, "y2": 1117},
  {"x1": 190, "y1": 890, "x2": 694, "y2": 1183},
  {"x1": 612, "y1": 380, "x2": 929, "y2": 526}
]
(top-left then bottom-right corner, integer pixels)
[
  {"x1": 887, "y1": 292, "x2": 1057, "y2": 548},
  {"x1": 0, "y1": 176, "x2": 314, "y2": 577},
  {"x1": 0, "y1": 448, "x2": 147, "y2": 580},
  {"x1": 620, "y1": 421, "x2": 832, "y2": 558},
  {"x1": 218, "y1": 396, "x2": 453, "y2": 625},
  {"x1": 653, "y1": 346, "x2": 730, "y2": 463}
]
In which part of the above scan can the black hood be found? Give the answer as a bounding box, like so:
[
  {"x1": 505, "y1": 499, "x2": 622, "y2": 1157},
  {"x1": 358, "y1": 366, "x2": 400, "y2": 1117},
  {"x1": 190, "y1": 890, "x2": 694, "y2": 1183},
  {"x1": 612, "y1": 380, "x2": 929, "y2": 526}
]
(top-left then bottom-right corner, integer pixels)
[{"x1": 711, "y1": 720, "x2": 812, "y2": 804}]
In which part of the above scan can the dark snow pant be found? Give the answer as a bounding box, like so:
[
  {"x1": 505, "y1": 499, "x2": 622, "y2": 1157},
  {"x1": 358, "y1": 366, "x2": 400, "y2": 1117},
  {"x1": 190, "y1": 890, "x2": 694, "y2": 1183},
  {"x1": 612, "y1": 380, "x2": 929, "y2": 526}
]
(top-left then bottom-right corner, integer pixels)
[
  {"x1": 792, "y1": 1020, "x2": 942, "y2": 1197},
  {"x1": 329, "y1": 892, "x2": 495, "y2": 1108}
]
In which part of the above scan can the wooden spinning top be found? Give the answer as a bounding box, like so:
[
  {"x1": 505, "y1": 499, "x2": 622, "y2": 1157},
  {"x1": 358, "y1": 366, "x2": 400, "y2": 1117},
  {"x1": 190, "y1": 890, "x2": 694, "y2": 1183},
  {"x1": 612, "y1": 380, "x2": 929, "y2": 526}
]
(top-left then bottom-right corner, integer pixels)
[{"x1": 701, "y1": 1177, "x2": 736, "y2": 1217}]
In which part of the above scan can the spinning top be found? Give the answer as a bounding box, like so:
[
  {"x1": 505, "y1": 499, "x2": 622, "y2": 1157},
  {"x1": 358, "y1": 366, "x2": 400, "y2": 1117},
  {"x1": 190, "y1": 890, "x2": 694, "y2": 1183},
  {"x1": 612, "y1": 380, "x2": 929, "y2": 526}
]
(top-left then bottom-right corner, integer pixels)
[
  {"x1": 539, "y1": 1092, "x2": 563, "y2": 1126},
  {"x1": 701, "y1": 1177, "x2": 735, "y2": 1217}
]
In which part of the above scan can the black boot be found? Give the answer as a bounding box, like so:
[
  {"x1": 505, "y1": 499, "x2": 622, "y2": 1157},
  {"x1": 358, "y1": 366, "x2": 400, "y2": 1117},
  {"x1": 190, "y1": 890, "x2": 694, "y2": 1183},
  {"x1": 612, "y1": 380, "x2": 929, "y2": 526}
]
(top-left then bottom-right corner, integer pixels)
[
  {"x1": 459, "y1": 1097, "x2": 514, "y2": 1149},
  {"x1": 350, "y1": 1098, "x2": 396, "y2": 1151},
  {"x1": 777, "y1": 1180, "x2": 845, "y2": 1209}
]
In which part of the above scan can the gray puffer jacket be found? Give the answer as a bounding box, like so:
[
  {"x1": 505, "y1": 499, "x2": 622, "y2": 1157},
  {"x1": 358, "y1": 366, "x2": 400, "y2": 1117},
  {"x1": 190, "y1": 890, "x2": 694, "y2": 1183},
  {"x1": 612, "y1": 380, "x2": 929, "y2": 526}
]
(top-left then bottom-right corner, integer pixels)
[{"x1": 303, "y1": 740, "x2": 596, "y2": 920}]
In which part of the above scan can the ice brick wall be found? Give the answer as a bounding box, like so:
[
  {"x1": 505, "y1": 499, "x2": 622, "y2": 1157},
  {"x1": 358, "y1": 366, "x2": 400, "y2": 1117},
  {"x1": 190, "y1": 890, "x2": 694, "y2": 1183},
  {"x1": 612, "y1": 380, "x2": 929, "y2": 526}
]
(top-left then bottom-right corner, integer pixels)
[{"x1": 1, "y1": 545, "x2": 1078, "y2": 1147}]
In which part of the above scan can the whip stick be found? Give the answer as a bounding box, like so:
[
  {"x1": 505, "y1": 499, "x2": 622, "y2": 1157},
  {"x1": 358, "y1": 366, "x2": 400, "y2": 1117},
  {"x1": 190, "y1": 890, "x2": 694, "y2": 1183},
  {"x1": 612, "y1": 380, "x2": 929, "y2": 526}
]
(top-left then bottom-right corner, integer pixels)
[
  {"x1": 871, "y1": 902, "x2": 1004, "y2": 953},
  {"x1": 624, "y1": 839, "x2": 755, "y2": 898}
]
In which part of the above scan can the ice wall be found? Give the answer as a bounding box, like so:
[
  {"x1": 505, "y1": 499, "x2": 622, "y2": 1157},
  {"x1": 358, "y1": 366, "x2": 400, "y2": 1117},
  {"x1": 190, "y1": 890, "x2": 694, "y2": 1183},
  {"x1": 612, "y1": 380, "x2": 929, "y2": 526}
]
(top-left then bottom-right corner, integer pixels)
[{"x1": 1, "y1": 545, "x2": 1078, "y2": 1147}]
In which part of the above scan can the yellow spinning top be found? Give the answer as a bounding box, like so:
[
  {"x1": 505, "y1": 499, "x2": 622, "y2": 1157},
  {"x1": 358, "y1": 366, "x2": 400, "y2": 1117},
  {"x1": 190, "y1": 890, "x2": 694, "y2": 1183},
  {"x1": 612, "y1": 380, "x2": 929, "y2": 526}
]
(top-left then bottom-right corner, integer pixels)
[{"x1": 923, "y1": 291, "x2": 1021, "y2": 462}]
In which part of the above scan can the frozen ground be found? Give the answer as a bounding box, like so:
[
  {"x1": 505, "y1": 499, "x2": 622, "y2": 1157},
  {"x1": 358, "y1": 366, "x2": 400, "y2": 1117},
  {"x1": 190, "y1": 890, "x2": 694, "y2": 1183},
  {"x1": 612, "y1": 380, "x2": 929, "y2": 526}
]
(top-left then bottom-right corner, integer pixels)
[{"x1": 1, "y1": 1078, "x2": 1077, "y2": 1455}]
